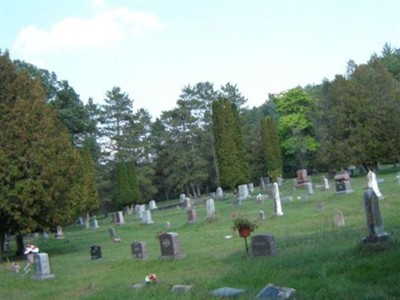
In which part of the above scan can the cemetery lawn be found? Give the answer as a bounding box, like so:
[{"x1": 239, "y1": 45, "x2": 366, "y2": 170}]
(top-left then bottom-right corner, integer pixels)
[{"x1": 1, "y1": 167, "x2": 400, "y2": 300}]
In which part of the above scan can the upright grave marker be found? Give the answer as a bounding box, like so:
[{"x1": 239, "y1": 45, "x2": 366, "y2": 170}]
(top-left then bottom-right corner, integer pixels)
[
  {"x1": 251, "y1": 234, "x2": 276, "y2": 257},
  {"x1": 131, "y1": 241, "x2": 148, "y2": 260},
  {"x1": 115, "y1": 211, "x2": 125, "y2": 225},
  {"x1": 334, "y1": 173, "x2": 353, "y2": 194},
  {"x1": 206, "y1": 198, "x2": 215, "y2": 220},
  {"x1": 362, "y1": 188, "x2": 389, "y2": 243},
  {"x1": 159, "y1": 232, "x2": 186, "y2": 259},
  {"x1": 33, "y1": 253, "x2": 55, "y2": 280},
  {"x1": 273, "y1": 183, "x2": 283, "y2": 216}
]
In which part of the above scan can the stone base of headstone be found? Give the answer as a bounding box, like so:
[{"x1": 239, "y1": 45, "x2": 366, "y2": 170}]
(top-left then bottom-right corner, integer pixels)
[
  {"x1": 34, "y1": 273, "x2": 55, "y2": 280},
  {"x1": 159, "y1": 253, "x2": 187, "y2": 260},
  {"x1": 362, "y1": 233, "x2": 390, "y2": 244},
  {"x1": 255, "y1": 283, "x2": 296, "y2": 299}
]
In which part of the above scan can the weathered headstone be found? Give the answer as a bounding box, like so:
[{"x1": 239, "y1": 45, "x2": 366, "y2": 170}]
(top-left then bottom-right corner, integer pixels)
[
  {"x1": 296, "y1": 169, "x2": 309, "y2": 187},
  {"x1": 306, "y1": 182, "x2": 314, "y2": 195},
  {"x1": 115, "y1": 211, "x2": 125, "y2": 225},
  {"x1": 159, "y1": 232, "x2": 186, "y2": 259},
  {"x1": 210, "y1": 287, "x2": 247, "y2": 298},
  {"x1": 179, "y1": 193, "x2": 186, "y2": 202},
  {"x1": 142, "y1": 210, "x2": 154, "y2": 224},
  {"x1": 334, "y1": 173, "x2": 353, "y2": 194},
  {"x1": 55, "y1": 226, "x2": 64, "y2": 239},
  {"x1": 248, "y1": 183, "x2": 254, "y2": 193},
  {"x1": 131, "y1": 241, "x2": 148, "y2": 260},
  {"x1": 206, "y1": 198, "x2": 215, "y2": 219},
  {"x1": 259, "y1": 210, "x2": 266, "y2": 220},
  {"x1": 333, "y1": 210, "x2": 345, "y2": 226},
  {"x1": 260, "y1": 177, "x2": 266, "y2": 190},
  {"x1": 92, "y1": 216, "x2": 99, "y2": 229},
  {"x1": 255, "y1": 283, "x2": 296, "y2": 299},
  {"x1": 171, "y1": 285, "x2": 193, "y2": 292},
  {"x1": 256, "y1": 193, "x2": 265, "y2": 204},
  {"x1": 277, "y1": 176, "x2": 283, "y2": 186},
  {"x1": 137, "y1": 204, "x2": 146, "y2": 219},
  {"x1": 108, "y1": 228, "x2": 118, "y2": 239},
  {"x1": 251, "y1": 234, "x2": 275, "y2": 256},
  {"x1": 323, "y1": 176, "x2": 330, "y2": 190},
  {"x1": 187, "y1": 209, "x2": 197, "y2": 223},
  {"x1": 362, "y1": 188, "x2": 389, "y2": 243},
  {"x1": 90, "y1": 245, "x2": 102, "y2": 259},
  {"x1": 149, "y1": 200, "x2": 158, "y2": 211},
  {"x1": 273, "y1": 183, "x2": 283, "y2": 216},
  {"x1": 367, "y1": 171, "x2": 383, "y2": 199},
  {"x1": 180, "y1": 197, "x2": 191, "y2": 209},
  {"x1": 238, "y1": 184, "x2": 249, "y2": 199},
  {"x1": 33, "y1": 253, "x2": 55, "y2": 280},
  {"x1": 396, "y1": 174, "x2": 400, "y2": 185},
  {"x1": 216, "y1": 187, "x2": 224, "y2": 198}
]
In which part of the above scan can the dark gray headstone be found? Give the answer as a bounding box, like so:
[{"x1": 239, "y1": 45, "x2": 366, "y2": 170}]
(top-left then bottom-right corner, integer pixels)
[
  {"x1": 90, "y1": 245, "x2": 102, "y2": 259},
  {"x1": 108, "y1": 228, "x2": 117, "y2": 238},
  {"x1": 252, "y1": 234, "x2": 276, "y2": 257},
  {"x1": 187, "y1": 209, "x2": 197, "y2": 223},
  {"x1": 131, "y1": 241, "x2": 148, "y2": 260},
  {"x1": 159, "y1": 232, "x2": 186, "y2": 259},
  {"x1": 255, "y1": 283, "x2": 296, "y2": 299},
  {"x1": 33, "y1": 253, "x2": 55, "y2": 280},
  {"x1": 362, "y1": 188, "x2": 389, "y2": 243},
  {"x1": 334, "y1": 173, "x2": 353, "y2": 194}
]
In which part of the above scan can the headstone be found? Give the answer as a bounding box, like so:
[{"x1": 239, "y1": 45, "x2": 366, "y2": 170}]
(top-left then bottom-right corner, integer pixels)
[
  {"x1": 259, "y1": 210, "x2": 266, "y2": 220},
  {"x1": 238, "y1": 184, "x2": 249, "y2": 199},
  {"x1": 108, "y1": 228, "x2": 118, "y2": 239},
  {"x1": 396, "y1": 175, "x2": 400, "y2": 185},
  {"x1": 187, "y1": 209, "x2": 197, "y2": 223},
  {"x1": 180, "y1": 197, "x2": 191, "y2": 209},
  {"x1": 333, "y1": 210, "x2": 345, "y2": 226},
  {"x1": 256, "y1": 193, "x2": 265, "y2": 204},
  {"x1": 255, "y1": 283, "x2": 296, "y2": 299},
  {"x1": 362, "y1": 188, "x2": 389, "y2": 243},
  {"x1": 306, "y1": 182, "x2": 314, "y2": 195},
  {"x1": 260, "y1": 177, "x2": 266, "y2": 190},
  {"x1": 92, "y1": 216, "x2": 99, "y2": 229},
  {"x1": 248, "y1": 183, "x2": 254, "y2": 193},
  {"x1": 33, "y1": 253, "x2": 55, "y2": 280},
  {"x1": 115, "y1": 211, "x2": 125, "y2": 225},
  {"x1": 367, "y1": 171, "x2": 383, "y2": 199},
  {"x1": 137, "y1": 204, "x2": 146, "y2": 219},
  {"x1": 149, "y1": 200, "x2": 158, "y2": 211},
  {"x1": 55, "y1": 226, "x2": 64, "y2": 239},
  {"x1": 210, "y1": 287, "x2": 247, "y2": 298},
  {"x1": 126, "y1": 204, "x2": 134, "y2": 215},
  {"x1": 171, "y1": 285, "x2": 193, "y2": 292},
  {"x1": 142, "y1": 210, "x2": 154, "y2": 224},
  {"x1": 216, "y1": 187, "x2": 224, "y2": 198},
  {"x1": 131, "y1": 241, "x2": 148, "y2": 260},
  {"x1": 264, "y1": 177, "x2": 270, "y2": 186},
  {"x1": 323, "y1": 176, "x2": 330, "y2": 190},
  {"x1": 273, "y1": 183, "x2": 283, "y2": 216},
  {"x1": 159, "y1": 232, "x2": 186, "y2": 259},
  {"x1": 296, "y1": 169, "x2": 309, "y2": 187},
  {"x1": 334, "y1": 173, "x2": 353, "y2": 194},
  {"x1": 316, "y1": 202, "x2": 325, "y2": 212},
  {"x1": 251, "y1": 234, "x2": 275, "y2": 256},
  {"x1": 179, "y1": 193, "x2": 186, "y2": 202},
  {"x1": 90, "y1": 245, "x2": 102, "y2": 259},
  {"x1": 43, "y1": 231, "x2": 49, "y2": 239},
  {"x1": 276, "y1": 176, "x2": 283, "y2": 186},
  {"x1": 206, "y1": 198, "x2": 215, "y2": 219}
]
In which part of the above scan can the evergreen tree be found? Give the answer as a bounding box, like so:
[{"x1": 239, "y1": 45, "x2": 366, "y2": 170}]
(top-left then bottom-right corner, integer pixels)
[{"x1": 260, "y1": 116, "x2": 282, "y2": 181}]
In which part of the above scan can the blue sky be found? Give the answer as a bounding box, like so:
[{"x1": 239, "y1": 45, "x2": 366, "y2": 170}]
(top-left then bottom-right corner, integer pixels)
[{"x1": 1, "y1": 0, "x2": 399, "y2": 118}]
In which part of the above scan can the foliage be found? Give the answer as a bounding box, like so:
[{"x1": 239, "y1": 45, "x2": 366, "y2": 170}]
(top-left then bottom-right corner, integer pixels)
[
  {"x1": 260, "y1": 116, "x2": 282, "y2": 181},
  {"x1": 212, "y1": 98, "x2": 249, "y2": 190},
  {"x1": 231, "y1": 212, "x2": 258, "y2": 232}
]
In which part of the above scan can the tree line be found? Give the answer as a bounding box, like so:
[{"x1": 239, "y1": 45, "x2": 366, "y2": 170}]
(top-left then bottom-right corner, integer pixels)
[{"x1": 1, "y1": 43, "x2": 399, "y2": 260}]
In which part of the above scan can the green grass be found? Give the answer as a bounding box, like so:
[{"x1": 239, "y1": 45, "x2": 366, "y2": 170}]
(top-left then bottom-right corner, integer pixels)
[{"x1": 1, "y1": 168, "x2": 400, "y2": 299}]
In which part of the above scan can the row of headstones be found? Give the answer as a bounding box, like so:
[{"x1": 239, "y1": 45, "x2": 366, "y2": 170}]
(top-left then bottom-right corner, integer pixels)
[{"x1": 92, "y1": 231, "x2": 277, "y2": 260}]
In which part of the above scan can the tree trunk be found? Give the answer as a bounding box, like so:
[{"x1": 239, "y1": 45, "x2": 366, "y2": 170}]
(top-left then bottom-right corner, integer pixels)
[
  {"x1": 0, "y1": 232, "x2": 5, "y2": 263},
  {"x1": 15, "y1": 233, "x2": 25, "y2": 257}
]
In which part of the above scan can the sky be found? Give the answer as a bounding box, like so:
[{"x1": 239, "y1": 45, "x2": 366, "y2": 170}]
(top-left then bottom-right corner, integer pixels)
[{"x1": 1, "y1": 0, "x2": 399, "y2": 118}]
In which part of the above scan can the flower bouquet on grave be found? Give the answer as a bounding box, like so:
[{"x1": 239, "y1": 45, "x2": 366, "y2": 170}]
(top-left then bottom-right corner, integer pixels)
[
  {"x1": 232, "y1": 212, "x2": 258, "y2": 256},
  {"x1": 23, "y1": 244, "x2": 39, "y2": 273},
  {"x1": 144, "y1": 273, "x2": 158, "y2": 284}
]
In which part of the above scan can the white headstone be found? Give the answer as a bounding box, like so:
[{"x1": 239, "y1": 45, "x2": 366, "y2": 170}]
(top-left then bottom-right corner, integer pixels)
[
  {"x1": 323, "y1": 176, "x2": 330, "y2": 190},
  {"x1": 34, "y1": 253, "x2": 55, "y2": 280},
  {"x1": 238, "y1": 184, "x2": 249, "y2": 199},
  {"x1": 115, "y1": 211, "x2": 125, "y2": 225},
  {"x1": 216, "y1": 187, "x2": 224, "y2": 198},
  {"x1": 259, "y1": 210, "x2": 266, "y2": 220},
  {"x1": 55, "y1": 226, "x2": 64, "y2": 239},
  {"x1": 248, "y1": 183, "x2": 254, "y2": 193},
  {"x1": 396, "y1": 175, "x2": 400, "y2": 185},
  {"x1": 149, "y1": 200, "x2": 158, "y2": 211},
  {"x1": 179, "y1": 193, "x2": 186, "y2": 202},
  {"x1": 273, "y1": 183, "x2": 283, "y2": 216},
  {"x1": 367, "y1": 171, "x2": 383, "y2": 199},
  {"x1": 206, "y1": 198, "x2": 215, "y2": 219},
  {"x1": 143, "y1": 210, "x2": 154, "y2": 224},
  {"x1": 306, "y1": 182, "x2": 314, "y2": 195},
  {"x1": 92, "y1": 216, "x2": 99, "y2": 229}
]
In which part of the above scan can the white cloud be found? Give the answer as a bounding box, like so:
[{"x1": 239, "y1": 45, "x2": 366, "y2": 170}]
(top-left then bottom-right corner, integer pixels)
[{"x1": 12, "y1": 7, "x2": 164, "y2": 55}]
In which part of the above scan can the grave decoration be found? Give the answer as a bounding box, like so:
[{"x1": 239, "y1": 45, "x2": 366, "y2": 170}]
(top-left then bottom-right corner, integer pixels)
[
  {"x1": 24, "y1": 244, "x2": 39, "y2": 264},
  {"x1": 144, "y1": 273, "x2": 158, "y2": 284},
  {"x1": 232, "y1": 212, "x2": 257, "y2": 256}
]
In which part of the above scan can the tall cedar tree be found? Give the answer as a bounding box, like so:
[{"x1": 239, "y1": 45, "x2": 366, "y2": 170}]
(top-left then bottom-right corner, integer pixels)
[
  {"x1": 212, "y1": 98, "x2": 249, "y2": 190},
  {"x1": 114, "y1": 161, "x2": 142, "y2": 209},
  {"x1": 260, "y1": 116, "x2": 282, "y2": 181},
  {"x1": 0, "y1": 52, "x2": 86, "y2": 260}
]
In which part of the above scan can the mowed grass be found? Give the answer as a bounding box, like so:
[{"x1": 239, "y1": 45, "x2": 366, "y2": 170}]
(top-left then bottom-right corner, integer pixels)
[{"x1": 1, "y1": 167, "x2": 400, "y2": 300}]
